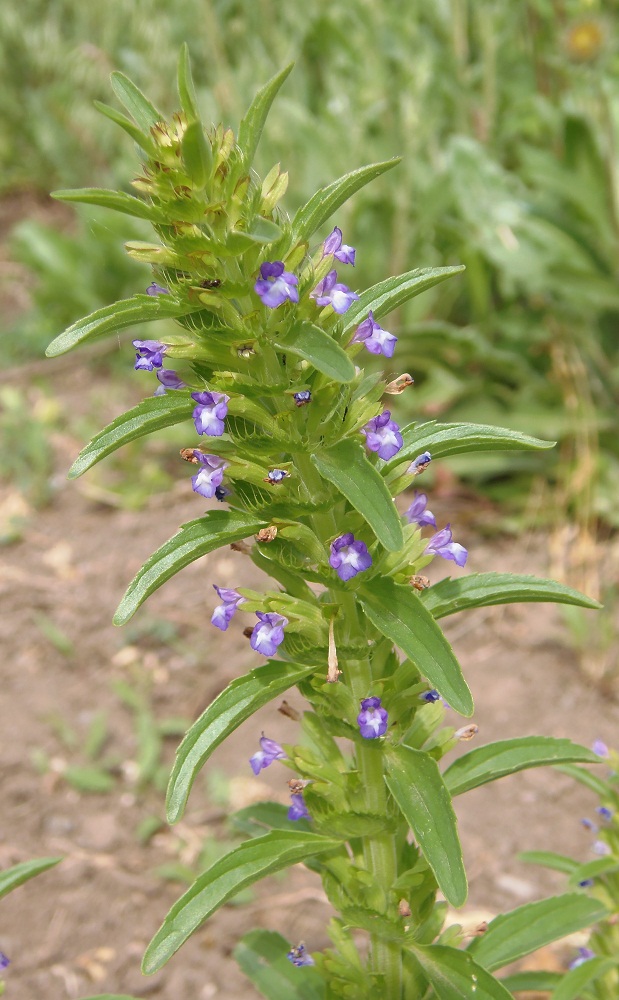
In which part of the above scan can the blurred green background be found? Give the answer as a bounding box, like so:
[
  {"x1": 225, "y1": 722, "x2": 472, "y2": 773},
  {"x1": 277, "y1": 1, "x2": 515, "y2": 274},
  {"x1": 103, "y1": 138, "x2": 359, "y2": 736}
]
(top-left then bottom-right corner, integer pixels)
[{"x1": 2, "y1": 0, "x2": 618, "y2": 576}]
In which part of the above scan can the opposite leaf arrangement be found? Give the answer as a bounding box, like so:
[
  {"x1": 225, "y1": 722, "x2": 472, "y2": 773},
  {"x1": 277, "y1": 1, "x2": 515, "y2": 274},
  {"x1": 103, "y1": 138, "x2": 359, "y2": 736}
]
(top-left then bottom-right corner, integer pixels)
[{"x1": 46, "y1": 48, "x2": 608, "y2": 1000}]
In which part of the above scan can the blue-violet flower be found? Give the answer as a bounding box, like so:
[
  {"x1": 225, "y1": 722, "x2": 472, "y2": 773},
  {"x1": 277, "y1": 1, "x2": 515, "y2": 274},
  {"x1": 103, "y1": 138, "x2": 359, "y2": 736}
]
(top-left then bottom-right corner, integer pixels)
[
  {"x1": 357, "y1": 697, "x2": 388, "y2": 739},
  {"x1": 191, "y1": 454, "x2": 229, "y2": 499},
  {"x1": 597, "y1": 806, "x2": 613, "y2": 822},
  {"x1": 250, "y1": 612, "x2": 288, "y2": 656},
  {"x1": 310, "y1": 270, "x2": 359, "y2": 314},
  {"x1": 420, "y1": 689, "x2": 441, "y2": 703},
  {"x1": 249, "y1": 735, "x2": 287, "y2": 775},
  {"x1": 254, "y1": 261, "x2": 299, "y2": 308},
  {"x1": 581, "y1": 818, "x2": 598, "y2": 832},
  {"x1": 592, "y1": 840, "x2": 611, "y2": 856},
  {"x1": 323, "y1": 227, "x2": 356, "y2": 265},
  {"x1": 569, "y1": 947, "x2": 595, "y2": 970},
  {"x1": 329, "y1": 533, "x2": 372, "y2": 582},
  {"x1": 408, "y1": 451, "x2": 432, "y2": 475},
  {"x1": 265, "y1": 469, "x2": 289, "y2": 484},
  {"x1": 361, "y1": 411, "x2": 403, "y2": 460},
  {"x1": 154, "y1": 369, "x2": 187, "y2": 395},
  {"x1": 191, "y1": 391, "x2": 230, "y2": 436},
  {"x1": 425, "y1": 525, "x2": 468, "y2": 567},
  {"x1": 288, "y1": 792, "x2": 311, "y2": 821},
  {"x1": 287, "y1": 943, "x2": 315, "y2": 967},
  {"x1": 593, "y1": 739, "x2": 609, "y2": 758},
  {"x1": 146, "y1": 282, "x2": 170, "y2": 295},
  {"x1": 293, "y1": 391, "x2": 311, "y2": 407},
  {"x1": 211, "y1": 586, "x2": 245, "y2": 631},
  {"x1": 0, "y1": 953, "x2": 8, "y2": 969},
  {"x1": 351, "y1": 311, "x2": 397, "y2": 357},
  {"x1": 133, "y1": 339, "x2": 167, "y2": 371},
  {"x1": 215, "y1": 485, "x2": 231, "y2": 502},
  {"x1": 404, "y1": 492, "x2": 437, "y2": 528}
]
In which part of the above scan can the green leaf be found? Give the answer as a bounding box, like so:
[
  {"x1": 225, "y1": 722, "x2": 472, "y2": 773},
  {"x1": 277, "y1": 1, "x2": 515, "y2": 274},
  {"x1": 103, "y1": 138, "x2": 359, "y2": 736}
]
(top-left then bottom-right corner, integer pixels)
[
  {"x1": 552, "y1": 956, "x2": 618, "y2": 1000},
  {"x1": 93, "y1": 100, "x2": 158, "y2": 155},
  {"x1": 555, "y1": 763, "x2": 609, "y2": 796},
  {"x1": 274, "y1": 322, "x2": 355, "y2": 383},
  {"x1": 177, "y1": 43, "x2": 200, "y2": 121},
  {"x1": 311, "y1": 441, "x2": 403, "y2": 551},
  {"x1": 110, "y1": 71, "x2": 163, "y2": 131},
  {"x1": 385, "y1": 745, "x2": 467, "y2": 907},
  {"x1": 227, "y1": 217, "x2": 283, "y2": 252},
  {"x1": 237, "y1": 64, "x2": 294, "y2": 169},
  {"x1": 0, "y1": 856, "x2": 61, "y2": 900},
  {"x1": 234, "y1": 930, "x2": 326, "y2": 1000},
  {"x1": 181, "y1": 121, "x2": 212, "y2": 187},
  {"x1": 142, "y1": 831, "x2": 339, "y2": 974},
  {"x1": 45, "y1": 296, "x2": 195, "y2": 357},
  {"x1": 343, "y1": 266, "x2": 465, "y2": 332},
  {"x1": 358, "y1": 578, "x2": 473, "y2": 716},
  {"x1": 52, "y1": 188, "x2": 164, "y2": 222},
  {"x1": 69, "y1": 394, "x2": 192, "y2": 479},
  {"x1": 409, "y1": 943, "x2": 513, "y2": 999},
  {"x1": 518, "y1": 850, "x2": 579, "y2": 875},
  {"x1": 499, "y1": 971, "x2": 562, "y2": 992},
  {"x1": 383, "y1": 420, "x2": 553, "y2": 473},
  {"x1": 114, "y1": 511, "x2": 265, "y2": 625},
  {"x1": 167, "y1": 661, "x2": 315, "y2": 823},
  {"x1": 230, "y1": 801, "x2": 311, "y2": 837},
  {"x1": 421, "y1": 573, "x2": 601, "y2": 618},
  {"x1": 291, "y1": 159, "x2": 400, "y2": 242},
  {"x1": 443, "y1": 737, "x2": 600, "y2": 797},
  {"x1": 467, "y1": 893, "x2": 608, "y2": 971}
]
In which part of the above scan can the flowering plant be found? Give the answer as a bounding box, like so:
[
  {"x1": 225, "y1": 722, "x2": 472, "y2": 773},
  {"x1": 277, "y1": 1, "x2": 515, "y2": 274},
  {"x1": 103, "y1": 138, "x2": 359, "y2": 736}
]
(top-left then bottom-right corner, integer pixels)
[{"x1": 48, "y1": 51, "x2": 606, "y2": 1000}]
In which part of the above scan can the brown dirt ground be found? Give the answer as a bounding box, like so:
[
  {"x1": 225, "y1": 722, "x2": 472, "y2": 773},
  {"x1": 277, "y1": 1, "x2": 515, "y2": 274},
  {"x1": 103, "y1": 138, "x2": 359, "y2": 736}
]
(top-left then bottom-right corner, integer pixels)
[{"x1": 1, "y1": 356, "x2": 618, "y2": 998}]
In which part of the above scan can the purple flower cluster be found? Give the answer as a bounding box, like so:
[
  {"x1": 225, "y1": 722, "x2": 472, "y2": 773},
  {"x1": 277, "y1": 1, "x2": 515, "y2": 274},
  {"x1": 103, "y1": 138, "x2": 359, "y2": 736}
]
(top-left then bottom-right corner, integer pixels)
[
  {"x1": 351, "y1": 310, "x2": 396, "y2": 358},
  {"x1": 192, "y1": 453, "x2": 228, "y2": 498},
  {"x1": 311, "y1": 270, "x2": 359, "y2": 314},
  {"x1": 361, "y1": 411, "x2": 403, "y2": 461},
  {"x1": 191, "y1": 391, "x2": 229, "y2": 436},
  {"x1": 249, "y1": 735, "x2": 287, "y2": 774},
  {"x1": 287, "y1": 943, "x2": 315, "y2": 966},
  {"x1": 211, "y1": 586, "x2": 245, "y2": 631},
  {"x1": 254, "y1": 261, "x2": 299, "y2": 308},
  {"x1": 357, "y1": 697, "x2": 388, "y2": 739},
  {"x1": 329, "y1": 533, "x2": 372, "y2": 582},
  {"x1": 323, "y1": 227, "x2": 356, "y2": 265},
  {"x1": 405, "y1": 492, "x2": 436, "y2": 528}
]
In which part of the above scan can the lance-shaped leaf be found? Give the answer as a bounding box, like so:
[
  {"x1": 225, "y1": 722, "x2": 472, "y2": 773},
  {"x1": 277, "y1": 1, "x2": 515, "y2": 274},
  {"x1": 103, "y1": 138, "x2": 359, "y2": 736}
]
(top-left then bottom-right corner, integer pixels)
[
  {"x1": 499, "y1": 972, "x2": 562, "y2": 993},
  {"x1": 421, "y1": 572, "x2": 601, "y2": 619},
  {"x1": 311, "y1": 441, "x2": 403, "y2": 551},
  {"x1": 181, "y1": 121, "x2": 212, "y2": 187},
  {"x1": 555, "y1": 763, "x2": 609, "y2": 796},
  {"x1": 0, "y1": 856, "x2": 61, "y2": 900},
  {"x1": 46, "y1": 296, "x2": 197, "y2": 357},
  {"x1": 52, "y1": 188, "x2": 165, "y2": 222},
  {"x1": 114, "y1": 511, "x2": 265, "y2": 625},
  {"x1": 177, "y1": 43, "x2": 200, "y2": 122},
  {"x1": 343, "y1": 266, "x2": 465, "y2": 333},
  {"x1": 234, "y1": 930, "x2": 326, "y2": 1000},
  {"x1": 167, "y1": 661, "x2": 315, "y2": 823},
  {"x1": 94, "y1": 100, "x2": 158, "y2": 156},
  {"x1": 291, "y1": 158, "x2": 400, "y2": 242},
  {"x1": 142, "y1": 831, "x2": 340, "y2": 974},
  {"x1": 230, "y1": 802, "x2": 310, "y2": 838},
  {"x1": 274, "y1": 322, "x2": 355, "y2": 383},
  {"x1": 518, "y1": 851, "x2": 579, "y2": 875},
  {"x1": 385, "y1": 745, "x2": 467, "y2": 907},
  {"x1": 467, "y1": 894, "x2": 608, "y2": 971},
  {"x1": 443, "y1": 736, "x2": 600, "y2": 797},
  {"x1": 110, "y1": 71, "x2": 163, "y2": 131},
  {"x1": 383, "y1": 420, "x2": 553, "y2": 473},
  {"x1": 552, "y1": 956, "x2": 618, "y2": 1000},
  {"x1": 408, "y1": 943, "x2": 512, "y2": 999},
  {"x1": 359, "y1": 578, "x2": 473, "y2": 716},
  {"x1": 237, "y1": 64, "x2": 294, "y2": 169},
  {"x1": 68, "y1": 394, "x2": 193, "y2": 479}
]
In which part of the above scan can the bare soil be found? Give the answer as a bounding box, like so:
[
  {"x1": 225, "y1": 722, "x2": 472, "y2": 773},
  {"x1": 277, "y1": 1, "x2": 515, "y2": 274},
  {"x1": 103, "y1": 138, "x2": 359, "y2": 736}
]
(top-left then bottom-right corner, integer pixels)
[{"x1": 1, "y1": 354, "x2": 618, "y2": 1000}]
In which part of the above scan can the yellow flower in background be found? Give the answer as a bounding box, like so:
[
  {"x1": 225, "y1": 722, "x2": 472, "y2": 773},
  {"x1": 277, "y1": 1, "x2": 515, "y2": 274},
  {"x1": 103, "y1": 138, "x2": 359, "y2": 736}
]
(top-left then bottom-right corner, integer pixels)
[{"x1": 564, "y1": 18, "x2": 605, "y2": 61}]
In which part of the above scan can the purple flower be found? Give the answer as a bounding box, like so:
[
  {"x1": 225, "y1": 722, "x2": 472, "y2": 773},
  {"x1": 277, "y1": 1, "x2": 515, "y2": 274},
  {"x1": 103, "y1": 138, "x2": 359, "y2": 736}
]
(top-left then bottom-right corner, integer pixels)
[
  {"x1": 211, "y1": 585, "x2": 245, "y2": 631},
  {"x1": 578, "y1": 878, "x2": 594, "y2": 888},
  {"x1": 408, "y1": 452, "x2": 432, "y2": 475},
  {"x1": 425, "y1": 525, "x2": 468, "y2": 567},
  {"x1": 592, "y1": 840, "x2": 611, "y2": 856},
  {"x1": 404, "y1": 492, "x2": 437, "y2": 528},
  {"x1": 581, "y1": 818, "x2": 598, "y2": 832},
  {"x1": 133, "y1": 339, "x2": 167, "y2": 371},
  {"x1": 265, "y1": 469, "x2": 289, "y2": 484},
  {"x1": 323, "y1": 227, "x2": 356, "y2": 265},
  {"x1": 293, "y1": 391, "x2": 311, "y2": 407},
  {"x1": 288, "y1": 792, "x2": 311, "y2": 822},
  {"x1": 154, "y1": 369, "x2": 187, "y2": 395},
  {"x1": 596, "y1": 806, "x2": 613, "y2": 822},
  {"x1": 420, "y1": 689, "x2": 441, "y2": 703},
  {"x1": 250, "y1": 612, "x2": 288, "y2": 656},
  {"x1": 287, "y1": 943, "x2": 315, "y2": 966},
  {"x1": 593, "y1": 739, "x2": 609, "y2": 758},
  {"x1": 357, "y1": 697, "x2": 388, "y2": 739},
  {"x1": 361, "y1": 411, "x2": 403, "y2": 461},
  {"x1": 254, "y1": 261, "x2": 299, "y2": 308},
  {"x1": 329, "y1": 533, "x2": 372, "y2": 582},
  {"x1": 215, "y1": 485, "x2": 231, "y2": 502},
  {"x1": 191, "y1": 391, "x2": 230, "y2": 436},
  {"x1": 0, "y1": 952, "x2": 8, "y2": 969},
  {"x1": 351, "y1": 311, "x2": 397, "y2": 357},
  {"x1": 191, "y1": 453, "x2": 228, "y2": 498},
  {"x1": 146, "y1": 282, "x2": 170, "y2": 295},
  {"x1": 569, "y1": 947, "x2": 595, "y2": 970},
  {"x1": 310, "y1": 270, "x2": 359, "y2": 314},
  {"x1": 249, "y1": 735, "x2": 287, "y2": 775}
]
